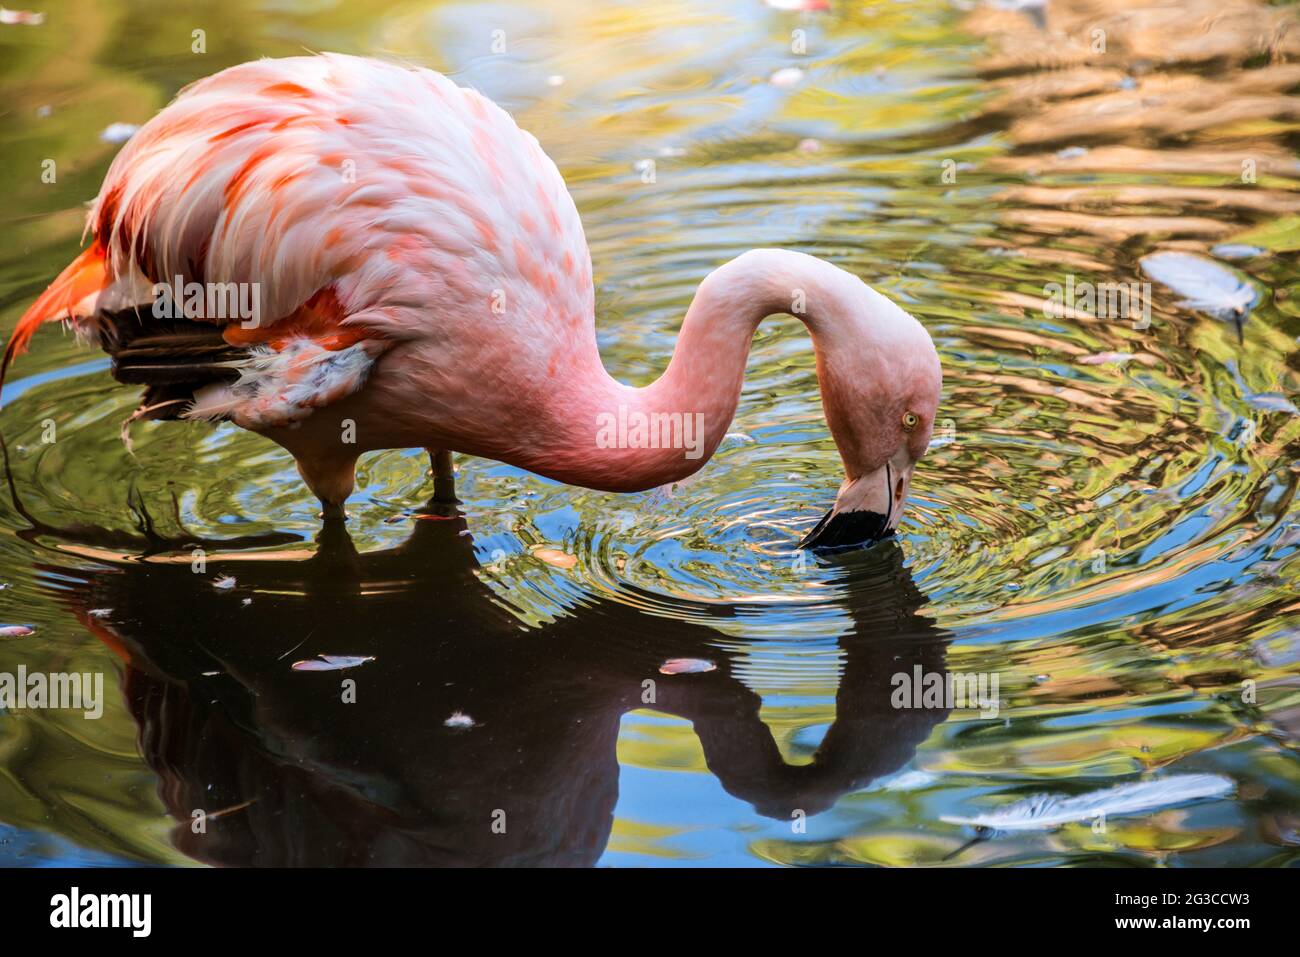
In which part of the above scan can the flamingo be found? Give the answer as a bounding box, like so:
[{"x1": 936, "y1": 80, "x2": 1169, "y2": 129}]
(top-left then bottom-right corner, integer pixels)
[{"x1": 1, "y1": 54, "x2": 941, "y2": 550}]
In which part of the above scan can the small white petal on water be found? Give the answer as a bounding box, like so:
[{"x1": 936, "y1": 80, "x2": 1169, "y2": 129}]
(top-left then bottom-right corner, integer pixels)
[
  {"x1": 0, "y1": 8, "x2": 46, "y2": 25},
  {"x1": 444, "y1": 710, "x2": 476, "y2": 729},
  {"x1": 880, "y1": 769, "x2": 940, "y2": 792},
  {"x1": 764, "y1": 0, "x2": 830, "y2": 10},
  {"x1": 0, "y1": 625, "x2": 34, "y2": 638},
  {"x1": 87, "y1": 608, "x2": 112, "y2": 618},
  {"x1": 100, "y1": 122, "x2": 139, "y2": 143},
  {"x1": 659, "y1": 658, "x2": 716, "y2": 675},
  {"x1": 769, "y1": 67, "x2": 804, "y2": 89},
  {"x1": 1211, "y1": 243, "x2": 1263, "y2": 260},
  {"x1": 722, "y1": 431, "x2": 755, "y2": 445},
  {"x1": 213, "y1": 575, "x2": 237, "y2": 590},
  {"x1": 291, "y1": 654, "x2": 375, "y2": 672},
  {"x1": 1078, "y1": 351, "x2": 1135, "y2": 366}
]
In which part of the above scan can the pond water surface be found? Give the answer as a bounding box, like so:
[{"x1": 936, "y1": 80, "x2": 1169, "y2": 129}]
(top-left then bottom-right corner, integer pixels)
[{"x1": 0, "y1": 0, "x2": 1298, "y2": 866}]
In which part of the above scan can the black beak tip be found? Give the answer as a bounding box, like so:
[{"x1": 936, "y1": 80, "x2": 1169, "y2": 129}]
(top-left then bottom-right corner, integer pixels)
[{"x1": 797, "y1": 508, "x2": 894, "y2": 552}]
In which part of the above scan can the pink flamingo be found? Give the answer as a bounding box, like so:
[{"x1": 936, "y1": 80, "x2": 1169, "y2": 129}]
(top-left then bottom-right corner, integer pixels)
[{"x1": 1, "y1": 54, "x2": 941, "y2": 550}]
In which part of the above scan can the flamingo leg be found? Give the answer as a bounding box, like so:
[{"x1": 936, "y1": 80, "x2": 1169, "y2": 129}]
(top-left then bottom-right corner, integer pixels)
[
  {"x1": 295, "y1": 452, "x2": 358, "y2": 521},
  {"x1": 426, "y1": 447, "x2": 459, "y2": 504}
]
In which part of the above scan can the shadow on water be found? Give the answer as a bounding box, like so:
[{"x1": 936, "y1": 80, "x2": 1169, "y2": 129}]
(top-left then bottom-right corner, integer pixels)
[{"x1": 18, "y1": 487, "x2": 949, "y2": 866}]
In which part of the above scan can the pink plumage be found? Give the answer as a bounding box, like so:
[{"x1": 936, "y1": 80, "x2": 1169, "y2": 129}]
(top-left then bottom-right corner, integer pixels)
[
  {"x1": 69, "y1": 54, "x2": 591, "y2": 429},
  {"x1": 2, "y1": 53, "x2": 941, "y2": 549}
]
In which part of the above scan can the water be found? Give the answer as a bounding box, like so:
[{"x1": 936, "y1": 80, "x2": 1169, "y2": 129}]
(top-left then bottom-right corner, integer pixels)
[{"x1": 0, "y1": 0, "x2": 1298, "y2": 866}]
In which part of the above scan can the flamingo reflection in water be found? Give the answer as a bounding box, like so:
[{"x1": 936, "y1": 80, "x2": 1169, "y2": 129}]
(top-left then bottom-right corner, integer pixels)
[{"x1": 17, "y1": 486, "x2": 950, "y2": 866}]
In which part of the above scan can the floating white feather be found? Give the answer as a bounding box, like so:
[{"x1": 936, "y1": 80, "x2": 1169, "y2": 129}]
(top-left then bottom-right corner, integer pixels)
[
  {"x1": 941, "y1": 773, "x2": 1234, "y2": 831},
  {"x1": 1140, "y1": 252, "x2": 1258, "y2": 321}
]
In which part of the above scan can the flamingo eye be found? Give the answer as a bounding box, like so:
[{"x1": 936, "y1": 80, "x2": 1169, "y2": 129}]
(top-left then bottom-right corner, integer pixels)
[{"x1": 901, "y1": 411, "x2": 919, "y2": 431}]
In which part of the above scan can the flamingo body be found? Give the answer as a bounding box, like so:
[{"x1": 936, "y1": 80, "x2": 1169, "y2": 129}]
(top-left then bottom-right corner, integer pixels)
[{"x1": 3, "y1": 54, "x2": 942, "y2": 549}]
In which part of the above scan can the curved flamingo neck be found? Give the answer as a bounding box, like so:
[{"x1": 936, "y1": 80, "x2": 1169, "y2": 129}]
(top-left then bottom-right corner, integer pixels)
[{"x1": 509, "y1": 249, "x2": 913, "y2": 493}]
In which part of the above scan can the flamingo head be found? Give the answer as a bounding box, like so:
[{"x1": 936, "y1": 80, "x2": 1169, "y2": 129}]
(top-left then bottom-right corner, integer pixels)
[{"x1": 798, "y1": 319, "x2": 942, "y2": 552}]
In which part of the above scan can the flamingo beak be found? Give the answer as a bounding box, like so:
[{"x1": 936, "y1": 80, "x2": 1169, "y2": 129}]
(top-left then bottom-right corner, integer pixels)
[{"x1": 798, "y1": 460, "x2": 913, "y2": 552}]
